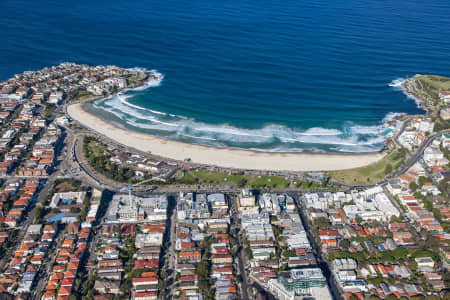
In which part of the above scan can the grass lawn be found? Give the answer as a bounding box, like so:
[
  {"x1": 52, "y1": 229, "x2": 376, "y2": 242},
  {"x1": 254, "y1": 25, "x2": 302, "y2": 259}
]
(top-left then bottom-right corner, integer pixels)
[
  {"x1": 69, "y1": 89, "x2": 95, "y2": 102},
  {"x1": 415, "y1": 75, "x2": 450, "y2": 95},
  {"x1": 176, "y1": 171, "x2": 197, "y2": 185},
  {"x1": 42, "y1": 104, "x2": 57, "y2": 118},
  {"x1": 328, "y1": 147, "x2": 406, "y2": 185},
  {"x1": 408, "y1": 75, "x2": 450, "y2": 109},
  {"x1": 54, "y1": 179, "x2": 82, "y2": 192},
  {"x1": 192, "y1": 169, "x2": 247, "y2": 186},
  {"x1": 247, "y1": 175, "x2": 290, "y2": 189},
  {"x1": 179, "y1": 169, "x2": 291, "y2": 189},
  {"x1": 86, "y1": 139, "x2": 109, "y2": 157}
]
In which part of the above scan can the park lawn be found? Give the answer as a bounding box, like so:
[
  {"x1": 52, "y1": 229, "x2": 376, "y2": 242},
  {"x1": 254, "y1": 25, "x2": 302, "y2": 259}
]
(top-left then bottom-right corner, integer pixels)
[
  {"x1": 54, "y1": 179, "x2": 82, "y2": 192},
  {"x1": 68, "y1": 88, "x2": 96, "y2": 102},
  {"x1": 247, "y1": 175, "x2": 290, "y2": 189},
  {"x1": 415, "y1": 75, "x2": 450, "y2": 96},
  {"x1": 188, "y1": 169, "x2": 290, "y2": 188},
  {"x1": 86, "y1": 139, "x2": 109, "y2": 158},
  {"x1": 192, "y1": 169, "x2": 247, "y2": 186},
  {"x1": 76, "y1": 90, "x2": 95, "y2": 101},
  {"x1": 176, "y1": 171, "x2": 197, "y2": 185},
  {"x1": 83, "y1": 136, "x2": 136, "y2": 183},
  {"x1": 328, "y1": 148, "x2": 406, "y2": 185},
  {"x1": 408, "y1": 75, "x2": 450, "y2": 110}
]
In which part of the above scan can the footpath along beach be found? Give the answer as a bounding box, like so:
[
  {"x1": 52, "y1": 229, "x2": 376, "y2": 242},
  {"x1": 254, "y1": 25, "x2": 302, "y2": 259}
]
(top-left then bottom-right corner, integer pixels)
[{"x1": 67, "y1": 102, "x2": 386, "y2": 171}]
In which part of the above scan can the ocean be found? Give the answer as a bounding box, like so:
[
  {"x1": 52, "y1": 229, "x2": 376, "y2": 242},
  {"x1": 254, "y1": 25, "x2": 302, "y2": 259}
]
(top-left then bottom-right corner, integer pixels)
[{"x1": 1, "y1": 0, "x2": 450, "y2": 152}]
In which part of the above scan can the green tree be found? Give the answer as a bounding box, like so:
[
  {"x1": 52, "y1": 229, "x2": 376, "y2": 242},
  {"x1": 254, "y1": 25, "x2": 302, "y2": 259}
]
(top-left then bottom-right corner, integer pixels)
[
  {"x1": 418, "y1": 176, "x2": 429, "y2": 187},
  {"x1": 236, "y1": 177, "x2": 247, "y2": 188},
  {"x1": 410, "y1": 182, "x2": 419, "y2": 192},
  {"x1": 425, "y1": 235, "x2": 441, "y2": 252},
  {"x1": 313, "y1": 217, "x2": 330, "y2": 229},
  {"x1": 339, "y1": 239, "x2": 350, "y2": 249},
  {"x1": 384, "y1": 163, "x2": 393, "y2": 175},
  {"x1": 283, "y1": 249, "x2": 297, "y2": 258},
  {"x1": 34, "y1": 205, "x2": 43, "y2": 222}
]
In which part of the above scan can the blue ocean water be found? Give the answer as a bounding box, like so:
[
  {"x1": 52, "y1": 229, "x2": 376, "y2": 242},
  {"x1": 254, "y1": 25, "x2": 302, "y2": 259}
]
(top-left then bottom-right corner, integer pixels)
[{"x1": 1, "y1": 0, "x2": 450, "y2": 152}]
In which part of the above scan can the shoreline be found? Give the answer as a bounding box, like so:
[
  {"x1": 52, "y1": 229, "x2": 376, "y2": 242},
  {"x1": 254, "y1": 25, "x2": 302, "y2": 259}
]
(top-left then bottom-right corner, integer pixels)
[
  {"x1": 68, "y1": 101, "x2": 387, "y2": 171},
  {"x1": 400, "y1": 75, "x2": 433, "y2": 115}
]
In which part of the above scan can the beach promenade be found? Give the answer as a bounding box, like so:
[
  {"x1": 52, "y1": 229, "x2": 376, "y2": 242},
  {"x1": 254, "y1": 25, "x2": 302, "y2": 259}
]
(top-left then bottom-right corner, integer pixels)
[{"x1": 68, "y1": 103, "x2": 386, "y2": 171}]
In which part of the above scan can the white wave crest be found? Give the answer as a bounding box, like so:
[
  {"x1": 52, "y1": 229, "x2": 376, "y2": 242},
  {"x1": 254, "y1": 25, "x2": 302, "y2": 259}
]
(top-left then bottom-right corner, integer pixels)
[
  {"x1": 123, "y1": 67, "x2": 164, "y2": 92},
  {"x1": 349, "y1": 124, "x2": 384, "y2": 135},
  {"x1": 132, "y1": 70, "x2": 164, "y2": 91},
  {"x1": 388, "y1": 78, "x2": 406, "y2": 88},
  {"x1": 94, "y1": 93, "x2": 388, "y2": 152},
  {"x1": 382, "y1": 112, "x2": 405, "y2": 123},
  {"x1": 388, "y1": 77, "x2": 426, "y2": 111},
  {"x1": 90, "y1": 72, "x2": 407, "y2": 152},
  {"x1": 299, "y1": 127, "x2": 342, "y2": 136}
]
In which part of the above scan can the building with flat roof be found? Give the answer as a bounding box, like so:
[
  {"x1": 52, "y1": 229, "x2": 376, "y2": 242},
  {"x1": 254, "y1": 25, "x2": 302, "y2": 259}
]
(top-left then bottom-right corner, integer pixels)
[
  {"x1": 277, "y1": 268, "x2": 326, "y2": 293},
  {"x1": 107, "y1": 194, "x2": 167, "y2": 223},
  {"x1": 269, "y1": 268, "x2": 330, "y2": 299}
]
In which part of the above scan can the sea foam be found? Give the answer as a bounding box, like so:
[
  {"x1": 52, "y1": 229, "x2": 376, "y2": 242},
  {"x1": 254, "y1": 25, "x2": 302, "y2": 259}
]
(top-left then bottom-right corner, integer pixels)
[
  {"x1": 95, "y1": 90, "x2": 388, "y2": 152},
  {"x1": 388, "y1": 77, "x2": 426, "y2": 111},
  {"x1": 90, "y1": 72, "x2": 418, "y2": 153}
]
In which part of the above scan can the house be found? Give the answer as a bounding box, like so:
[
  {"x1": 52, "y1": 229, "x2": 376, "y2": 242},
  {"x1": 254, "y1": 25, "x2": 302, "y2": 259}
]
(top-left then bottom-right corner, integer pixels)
[
  {"x1": 415, "y1": 257, "x2": 434, "y2": 271},
  {"x1": 211, "y1": 254, "x2": 233, "y2": 264},
  {"x1": 439, "y1": 91, "x2": 450, "y2": 103},
  {"x1": 43, "y1": 224, "x2": 57, "y2": 235},
  {"x1": 132, "y1": 276, "x2": 158, "y2": 288},
  {"x1": 133, "y1": 292, "x2": 158, "y2": 300},
  {"x1": 318, "y1": 229, "x2": 339, "y2": 247},
  {"x1": 94, "y1": 280, "x2": 121, "y2": 295},
  {"x1": 134, "y1": 259, "x2": 158, "y2": 269},
  {"x1": 178, "y1": 250, "x2": 201, "y2": 263},
  {"x1": 424, "y1": 145, "x2": 449, "y2": 167},
  {"x1": 67, "y1": 222, "x2": 80, "y2": 235},
  {"x1": 27, "y1": 224, "x2": 42, "y2": 235}
]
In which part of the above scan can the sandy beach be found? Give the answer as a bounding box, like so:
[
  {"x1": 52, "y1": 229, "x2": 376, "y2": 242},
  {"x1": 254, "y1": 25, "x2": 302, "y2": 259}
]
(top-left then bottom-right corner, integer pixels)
[{"x1": 67, "y1": 103, "x2": 386, "y2": 171}]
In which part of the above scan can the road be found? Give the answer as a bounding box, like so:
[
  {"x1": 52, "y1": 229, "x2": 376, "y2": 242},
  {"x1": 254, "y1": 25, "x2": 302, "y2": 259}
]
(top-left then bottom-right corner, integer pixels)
[
  {"x1": 330, "y1": 128, "x2": 450, "y2": 189},
  {"x1": 229, "y1": 194, "x2": 250, "y2": 300},
  {"x1": 64, "y1": 108, "x2": 450, "y2": 196},
  {"x1": 25, "y1": 103, "x2": 447, "y2": 300},
  {"x1": 33, "y1": 227, "x2": 65, "y2": 299},
  {"x1": 162, "y1": 195, "x2": 177, "y2": 298},
  {"x1": 392, "y1": 129, "x2": 450, "y2": 177},
  {"x1": 294, "y1": 195, "x2": 340, "y2": 300}
]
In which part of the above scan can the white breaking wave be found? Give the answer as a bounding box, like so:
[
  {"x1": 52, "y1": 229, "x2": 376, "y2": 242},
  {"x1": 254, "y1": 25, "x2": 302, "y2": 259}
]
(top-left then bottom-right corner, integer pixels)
[
  {"x1": 298, "y1": 127, "x2": 342, "y2": 136},
  {"x1": 350, "y1": 124, "x2": 384, "y2": 135},
  {"x1": 382, "y1": 112, "x2": 405, "y2": 123},
  {"x1": 117, "y1": 94, "x2": 146, "y2": 111},
  {"x1": 90, "y1": 72, "x2": 403, "y2": 153},
  {"x1": 178, "y1": 133, "x2": 218, "y2": 141},
  {"x1": 388, "y1": 77, "x2": 426, "y2": 111},
  {"x1": 125, "y1": 68, "x2": 164, "y2": 91},
  {"x1": 102, "y1": 96, "x2": 178, "y2": 127},
  {"x1": 95, "y1": 92, "x2": 387, "y2": 152},
  {"x1": 117, "y1": 94, "x2": 167, "y2": 116},
  {"x1": 388, "y1": 78, "x2": 406, "y2": 88}
]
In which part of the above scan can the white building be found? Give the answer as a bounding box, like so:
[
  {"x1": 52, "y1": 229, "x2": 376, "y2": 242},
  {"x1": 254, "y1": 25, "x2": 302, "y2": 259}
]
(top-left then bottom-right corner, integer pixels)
[
  {"x1": 423, "y1": 145, "x2": 448, "y2": 167},
  {"x1": 439, "y1": 91, "x2": 450, "y2": 103},
  {"x1": 50, "y1": 191, "x2": 86, "y2": 208},
  {"x1": 373, "y1": 193, "x2": 400, "y2": 220},
  {"x1": 48, "y1": 91, "x2": 64, "y2": 104}
]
